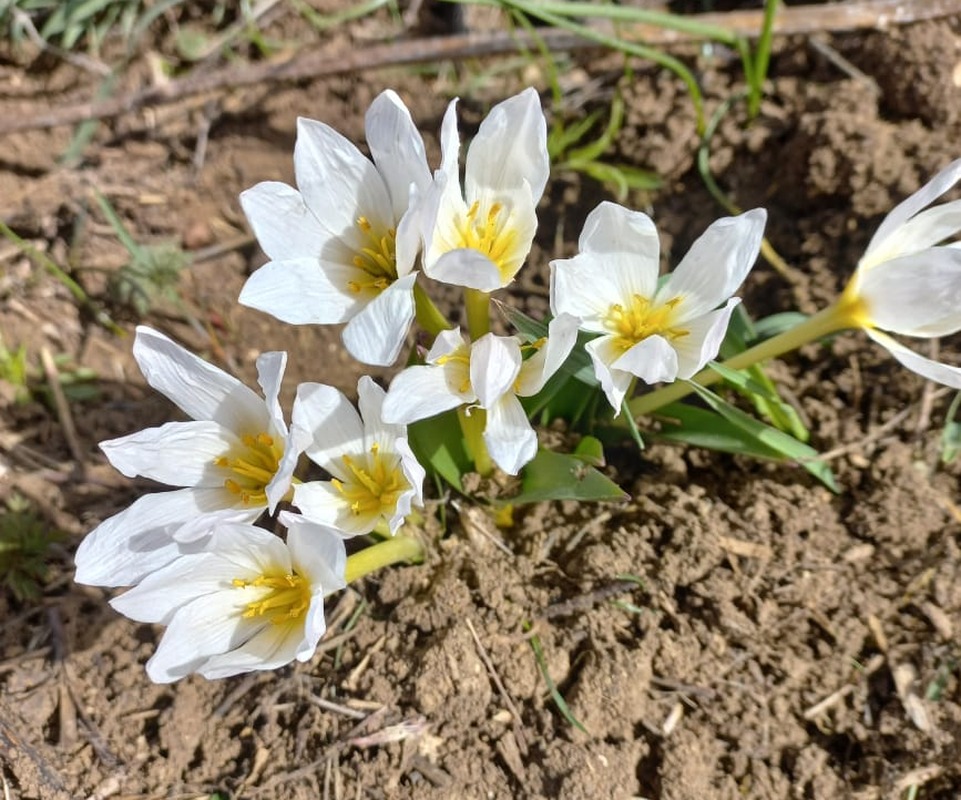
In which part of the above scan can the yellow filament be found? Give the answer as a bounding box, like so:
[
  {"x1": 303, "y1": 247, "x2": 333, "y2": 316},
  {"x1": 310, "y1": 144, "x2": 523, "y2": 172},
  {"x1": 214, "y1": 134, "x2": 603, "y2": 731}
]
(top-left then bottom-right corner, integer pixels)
[
  {"x1": 233, "y1": 573, "x2": 310, "y2": 624},
  {"x1": 349, "y1": 216, "x2": 397, "y2": 294},
  {"x1": 332, "y1": 445, "x2": 408, "y2": 519},
  {"x1": 607, "y1": 294, "x2": 689, "y2": 353},
  {"x1": 452, "y1": 200, "x2": 519, "y2": 283},
  {"x1": 216, "y1": 431, "x2": 283, "y2": 507}
]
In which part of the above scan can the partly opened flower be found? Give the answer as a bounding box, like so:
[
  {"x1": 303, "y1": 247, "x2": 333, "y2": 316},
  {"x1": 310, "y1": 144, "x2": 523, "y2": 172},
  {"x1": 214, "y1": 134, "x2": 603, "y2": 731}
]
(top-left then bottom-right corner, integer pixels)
[
  {"x1": 75, "y1": 326, "x2": 308, "y2": 588},
  {"x1": 381, "y1": 315, "x2": 579, "y2": 474},
  {"x1": 239, "y1": 90, "x2": 431, "y2": 366},
  {"x1": 421, "y1": 87, "x2": 549, "y2": 292},
  {"x1": 110, "y1": 517, "x2": 346, "y2": 683},
  {"x1": 835, "y1": 158, "x2": 961, "y2": 388},
  {"x1": 293, "y1": 376, "x2": 424, "y2": 536},
  {"x1": 550, "y1": 201, "x2": 766, "y2": 411}
]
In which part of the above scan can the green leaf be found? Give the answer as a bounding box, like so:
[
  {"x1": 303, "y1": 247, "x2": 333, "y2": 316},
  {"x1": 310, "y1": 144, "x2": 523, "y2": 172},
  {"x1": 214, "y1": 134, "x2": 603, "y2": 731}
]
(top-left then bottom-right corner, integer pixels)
[
  {"x1": 655, "y1": 402, "x2": 790, "y2": 459},
  {"x1": 524, "y1": 622, "x2": 588, "y2": 734},
  {"x1": 408, "y1": 410, "x2": 471, "y2": 493},
  {"x1": 941, "y1": 392, "x2": 961, "y2": 464},
  {"x1": 753, "y1": 312, "x2": 809, "y2": 340},
  {"x1": 681, "y1": 380, "x2": 838, "y2": 492},
  {"x1": 496, "y1": 304, "x2": 596, "y2": 385},
  {"x1": 510, "y1": 447, "x2": 628, "y2": 505}
]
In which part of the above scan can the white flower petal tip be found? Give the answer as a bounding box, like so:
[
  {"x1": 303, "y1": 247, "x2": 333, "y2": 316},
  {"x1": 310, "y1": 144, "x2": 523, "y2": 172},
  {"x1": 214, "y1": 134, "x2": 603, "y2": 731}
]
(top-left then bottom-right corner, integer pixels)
[
  {"x1": 423, "y1": 89, "x2": 548, "y2": 289},
  {"x1": 551, "y1": 202, "x2": 762, "y2": 409},
  {"x1": 109, "y1": 521, "x2": 346, "y2": 682},
  {"x1": 844, "y1": 160, "x2": 961, "y2": 390},
  {"x1": 240, "y1": 97, "x2": 430, "y2": 357},
  {"x1": 296, "y1": 378, "x2": 424, "y2": 537}
]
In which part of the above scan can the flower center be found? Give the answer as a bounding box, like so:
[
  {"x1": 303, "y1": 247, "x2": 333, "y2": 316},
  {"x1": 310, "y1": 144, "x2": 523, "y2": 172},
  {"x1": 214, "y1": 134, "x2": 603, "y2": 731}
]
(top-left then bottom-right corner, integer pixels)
[
  {"x1": 215, "y1": 432, "x2": 283, "y2": 507},
  {"x1": 607, "y1": 294, "x2": 689, "y2": 353},
  {"x1": 453, "y1": 200, "x2": 520, "y2": 283},
  {"x1": 348, "y1": 216, "x2": 397, "y2": 294},
  {"x1": 331, "y1": 443, "x2": 408, "y2": 520},
  {"x1": 233, "y1": 572, "x2": 310, "y2": 625},
  {"x1": 434, "y1": 347, "x2": 472, "y2": 394}
]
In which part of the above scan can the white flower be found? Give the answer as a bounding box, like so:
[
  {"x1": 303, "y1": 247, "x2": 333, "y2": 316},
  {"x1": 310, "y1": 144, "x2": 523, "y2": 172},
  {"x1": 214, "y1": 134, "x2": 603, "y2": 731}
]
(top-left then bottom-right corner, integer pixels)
[
  {"x1": 839, "y1": 158, "x2": 961, "y2": 388},
  {"x1": 550, "y1": 201, "x2": 766, "y2": 411},
  {"x1": 292, "y1": 376, "x2": 424, "y2": 537},
  {"x1": 109, "y1": 517, "x2": 346, "y2": 683},
  {"x1": 75, "y1": 326, "x2": 309, "y2": 588},
  {"x1": 239, "y1": 90, "x2": 431, "y2": 366},
  {"x1": 381, "y1": 315, "x2": 579, "y2": 474},
  {"x1": 421, "y1": 87, "x2": 549, "y2": 292}
]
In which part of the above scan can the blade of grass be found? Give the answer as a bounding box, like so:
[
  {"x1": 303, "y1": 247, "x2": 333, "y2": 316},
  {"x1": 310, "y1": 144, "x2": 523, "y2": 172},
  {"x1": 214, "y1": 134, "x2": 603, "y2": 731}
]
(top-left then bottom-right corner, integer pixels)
[{"x1": 524, "y1": 622, "x2": 588, "y2": 735}]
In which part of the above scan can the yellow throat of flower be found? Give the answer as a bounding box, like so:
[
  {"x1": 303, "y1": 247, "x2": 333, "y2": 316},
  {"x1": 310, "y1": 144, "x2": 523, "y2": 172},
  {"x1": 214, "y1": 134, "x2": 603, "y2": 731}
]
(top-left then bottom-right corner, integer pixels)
[
  {"x1": 233, "y1": 572, "x2": 310, "y2": 625},
  {"x1": 216, "y1": 432, "x2": 283, "y2": 507},
  {"x1": 331, "y1": 443, "x2": 408, "y2": 521},
  {"x1": 607, "y1": 294, "x2": 689, "y2": 353},
  {"x1": 451, "y1": 200, "x2": 520, "y2": 284},
  {"x1": 349, "y1": 216, "x2": 398, "y2": 294}
]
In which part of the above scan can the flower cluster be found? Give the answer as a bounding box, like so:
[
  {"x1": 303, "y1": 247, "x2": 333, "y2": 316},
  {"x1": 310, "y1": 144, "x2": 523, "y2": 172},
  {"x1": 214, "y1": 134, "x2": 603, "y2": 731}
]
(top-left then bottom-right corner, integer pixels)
[{"x1": 77, "y1": 86, "x2": 961, "y2": 683}]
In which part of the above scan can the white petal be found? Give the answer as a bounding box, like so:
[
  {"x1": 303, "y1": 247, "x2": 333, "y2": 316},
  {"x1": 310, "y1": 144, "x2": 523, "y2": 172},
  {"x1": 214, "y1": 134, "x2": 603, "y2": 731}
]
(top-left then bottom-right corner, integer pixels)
[
  {"x1": 579, "y1": 201, "x2": 660, "y2": 264},
  {"x1": 109, "y1": 551, "x2": 234, "y2": 624},
  {"x1": 294, "y1": 117, "x2": 393, "y2": 250},
  {"x1": 395, "y1": 438, "x2": 426, "y2": 512},
  {"x1": 146, "y1": 592, "x2": 260, "y2": 683},
  {"x1": 585, "y1": 336, "x2": 634, "y2": 412},
  {"x1": 438, "y1": 98, "x2": 461, "y2": 186},
  {"x1": 365, "y1": 90, "x2": 431, "y2": 221},
  {"x1": 239, "y1": 181, "x2": 329, "y2": 262},
  {"x1": 199, "y1": 619, "x2": 303, "y2": 678},
  {"x1": 671, "y1": 299, "x2": 740, "y2": 379},
  {"x1": 380, "y1": 364, "x2": 468, "y2": 424},
  {"x1": 285, "y1": 517, "x2": 348, "y2": 594},
  {"x1": 470, "y1": 334, "x2": 521, "y2": 408},
  {"x1": 265, "y1": 421, "x2": 308, "y2": 514},
  {"x1": 341, "y1": 273, "x2": 416, "y2": 366},
  {"x1": 465, "y1": 87, "x2": 549, "y2": 202},
  {"x1": 74, "y1": 488, "x2": 248, "y2": 587},
  {"x1": 484, "y1": 394, "x2": 537, "y2": 475},
  {"x1": 100, "y1": 420, "x2": 234, "y2": 487},
  {"x1": 857, "y1": 247, "x2": 961, "y2": 337},
  {"x1": 662, "y1": 208, "x2": 766, "y2": 320},
  {"x1": 549, "y1": 253, "x2": 623, "y2": 333},
  {"x1": 239, "y1": 257, "x2": 364, "y2": 325},
  {"x1": 425, "y1": 326, "x2": 467, "y2": 362},
  {"x1": 866, "y1": 328, "x2": 961, "y2": 389},
  {"x1": 293, "y1": 481, "x2": 377, "y2": 536},
  {"x1": 516, "y1": 313, "x2": 580, "y2": 396},
  {"x1": 864, "y1": 199, "x2": 961, "y2": 267},
  {"x1": 866, "y1": 159, "x2": 961, "y2": 260},
  {"x1": 256, "y1": 351, "x2": 288, "y2": 434},
  {"x1": 614, "y1": 334, "x2": 680, "y2": 385},
  {"x1": 295, "y1": 383, "x2": 363, "y2": 475},
  {"x1": 356, "y1": 375, "x2": 402, "y2": 455},
  {"x1": 133, "y1": 326, "x2": 265, "y2": 432},
  {"x1": 395, "y1": 184, "x2": 425, "y2": 278},
  {"x1": 427, "y1": 247, "x2": 506, "y2": 291}
]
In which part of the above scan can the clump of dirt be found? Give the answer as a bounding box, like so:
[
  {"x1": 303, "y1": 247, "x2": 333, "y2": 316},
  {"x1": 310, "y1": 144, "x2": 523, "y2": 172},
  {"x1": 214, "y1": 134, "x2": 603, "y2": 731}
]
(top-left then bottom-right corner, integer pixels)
[{"x1": 1, "y1": 6, "x2": 960, "y2": 800}]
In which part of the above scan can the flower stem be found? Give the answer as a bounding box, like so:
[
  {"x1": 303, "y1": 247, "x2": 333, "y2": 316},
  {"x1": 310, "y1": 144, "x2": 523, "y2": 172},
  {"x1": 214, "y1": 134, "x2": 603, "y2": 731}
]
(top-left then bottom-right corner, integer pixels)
[
  {"x1": 457, "y1": 405, "x2": 493, "y2": 476},
  {"x1": 466, "y1": 288, "x2": 491, "y2": 340},
  {"x1": 629, "y1": 300, "x2": 858, "y2": 417},
  {"x1": 414, "y1": 282, "x2": 451, "y2": 337},
  {"x1": 344, "y1": 534, "x2": 425, "y2": 584}
]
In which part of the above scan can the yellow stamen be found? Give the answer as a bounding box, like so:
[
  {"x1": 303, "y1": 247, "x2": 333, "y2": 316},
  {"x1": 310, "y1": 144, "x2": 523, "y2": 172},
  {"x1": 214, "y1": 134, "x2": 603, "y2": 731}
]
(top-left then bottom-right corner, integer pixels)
[
  {"x1": 349, "y1": 216, "x2": 397, "y2": 294},
  {"x1": 332, "y1": 444, "x2": 409, "y2": 521},
  {"x1": 216, "y1": 430, "x2": 283, "y2": 507},
  {"x1": 450, "y1": 200, "x2": 520, "y2": 283},
  {"x1": 233, "y1": 573, "x2": 310, "y2": 625},
  {"x1": 607, "y1": 294, "x2": 689, "y2": 353}
]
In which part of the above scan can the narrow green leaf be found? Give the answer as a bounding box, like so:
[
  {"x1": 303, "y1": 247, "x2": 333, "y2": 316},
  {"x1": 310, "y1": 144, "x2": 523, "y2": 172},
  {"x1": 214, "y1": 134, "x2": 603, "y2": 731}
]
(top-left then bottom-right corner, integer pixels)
[
  {"x1": 524, "y1": 622, "x2": 589, "y2": 735},
  {"x1": 408, "y1": 410, "x2": 470, "y2": 493},
  {"x1": 511, "y1": 448, "x2": 628, "y2": 505},
  {"x1": 941, "y1": 392, "x2": 961, "y2": 464}
]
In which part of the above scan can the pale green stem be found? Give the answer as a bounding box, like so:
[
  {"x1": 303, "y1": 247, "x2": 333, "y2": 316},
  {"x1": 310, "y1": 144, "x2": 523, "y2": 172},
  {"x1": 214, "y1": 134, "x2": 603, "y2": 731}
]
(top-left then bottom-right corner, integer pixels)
[
  {"x1": 344, "y1": 534, "x2": 425, "y2": 584},
  {"x1": 629, "y1": 299, "x2": 860, "y2": 417},
  {"x1": 466, "y1": 288, "x2": 491, "y2": 340},
  {"x1": 458, "y1": 405, "x2": 493, "y2": 476},
  {"x1": 413, "y1": 281, "x2": 451, "y2": 337}
]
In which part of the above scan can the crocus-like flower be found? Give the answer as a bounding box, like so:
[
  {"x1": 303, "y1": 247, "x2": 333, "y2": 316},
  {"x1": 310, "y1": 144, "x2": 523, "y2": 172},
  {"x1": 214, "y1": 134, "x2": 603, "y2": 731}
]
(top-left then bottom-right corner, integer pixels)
[
  {"x1": 835, "y1": 158, "x2": 961, "y2": 388},
  {"x1": 109, "y1": 517, "x2": 346, "y2": 683},
  {"x1": 381, "y1": 315, "x2": 579, "y2": 474},
  {"x1": 75, "y1": 326, "x2": 308, "y2": 588},
  {"x1": 239, "y1": 90, "x2": 431, "y2": 366},
  {"x1": 421, "y1": 87, "x2": 549, "y2": 292},
  {"x1": 550, "y1": 201, "x2": 766, "y2": 411},
  {"x1": 292, "y1": 376, "x2": 425, "y2": 537}
]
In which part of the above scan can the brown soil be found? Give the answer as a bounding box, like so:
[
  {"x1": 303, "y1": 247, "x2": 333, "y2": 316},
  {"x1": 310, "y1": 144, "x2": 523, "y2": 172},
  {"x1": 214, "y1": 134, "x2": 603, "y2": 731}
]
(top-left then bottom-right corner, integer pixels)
[{"x1": 1, "y1": 5, "x2": 960, "y2": 800}]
